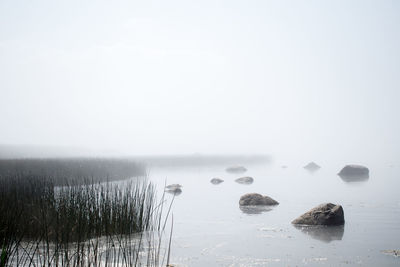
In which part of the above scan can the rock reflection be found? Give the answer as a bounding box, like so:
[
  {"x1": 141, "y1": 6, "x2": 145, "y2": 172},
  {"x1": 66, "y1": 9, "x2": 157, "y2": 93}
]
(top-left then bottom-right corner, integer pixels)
[
  {"x1": 303, "y1": 162, "x2": 321, "y2": 172},
  {"x1": 239, "y1": 205, "x2": 273, "y2": 215},
  {"x1": 339, "y1": 174, "x2": 369, "y2": 183},
  {"x1": 165, "y1": 188, "x2": 182, "y2": 196},
  {"x1": 165, "y1": 184, "x2": 182, "y2": 195},
  {"x1": 293, "y1": 225, "x2": 344, "y2": 243},
  {"x1": 235, "y1": 176, "x2": 254, "y2": 184}
]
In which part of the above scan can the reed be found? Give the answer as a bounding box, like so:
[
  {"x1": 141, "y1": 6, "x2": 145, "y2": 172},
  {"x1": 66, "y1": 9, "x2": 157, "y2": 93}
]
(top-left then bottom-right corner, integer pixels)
[{"x1": 0, "y1": 168, "x2": 172, "y2": 266}]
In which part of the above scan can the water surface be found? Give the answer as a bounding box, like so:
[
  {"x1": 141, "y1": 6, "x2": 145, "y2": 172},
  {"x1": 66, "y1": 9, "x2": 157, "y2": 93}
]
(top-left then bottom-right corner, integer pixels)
[{"x1": 147, "y1": 161, "x2": 400, "y2": 266}]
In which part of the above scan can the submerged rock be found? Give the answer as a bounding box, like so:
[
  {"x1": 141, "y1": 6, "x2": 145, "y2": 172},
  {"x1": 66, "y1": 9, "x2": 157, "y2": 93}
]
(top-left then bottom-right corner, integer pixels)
[
  {"x1": 303, "y1": 162, "x2": 321, "y2": 171},
  {"x1": 165, "y1": 184, "x2": 182, "y2": 195},
  {"x1": 235, "y1": 176, "x2": 254, "y2": 184},
  {"x1": 226, "y1": 166, "x2": 247, "y2": 173},
  {"x1": 239, "y1": 193, "x2": 279, "y2": 206},
  {"x1": 338, "y1": 165, "x2": 369, "y2": 177},
  {"x1": 210, "y1": 178, "x2": 224, "y2": 184},
  {"x1": 292, "y1": 203, "x2": 344, "y2": 226}
]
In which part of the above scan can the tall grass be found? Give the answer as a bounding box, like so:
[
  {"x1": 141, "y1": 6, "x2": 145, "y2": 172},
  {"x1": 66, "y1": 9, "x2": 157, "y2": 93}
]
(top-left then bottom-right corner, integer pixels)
[{"x1": 0, "y1": 173, "x2": 173, "y2": 266}]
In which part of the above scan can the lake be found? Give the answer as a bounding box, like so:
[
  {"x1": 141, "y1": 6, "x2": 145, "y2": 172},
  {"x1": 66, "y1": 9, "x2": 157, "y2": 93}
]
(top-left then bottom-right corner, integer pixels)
[{"x1": 146, "y1": 160, "x2": 400, "y2": 266}]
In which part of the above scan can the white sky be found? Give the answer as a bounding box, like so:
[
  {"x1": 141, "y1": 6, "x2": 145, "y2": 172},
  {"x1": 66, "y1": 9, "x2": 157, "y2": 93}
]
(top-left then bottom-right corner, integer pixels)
[{"x1": 1, "y1": 0, "x2": 399, "y2": 162}]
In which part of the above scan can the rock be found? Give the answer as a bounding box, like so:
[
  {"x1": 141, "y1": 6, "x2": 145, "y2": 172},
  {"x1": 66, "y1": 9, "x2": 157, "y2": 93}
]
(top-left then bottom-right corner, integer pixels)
[
  {"x1": 165, "y1": 184, "x2": 182, "y2": 195},
  {"x1": 338, "y1": 165, "x2": 369, "y2": 177},
  {"x1": 226, "y1": 166, "x2": 247, "y2": 173},
  {"x1": 292, "y1": 203, "x2": 344, "y2": 226},
  {"x1": 239, "y1": 193, "x2": 279, "y2": 206},
  {"x1": 303, "y1": 162, "x2": 321, "y2": 171},
  {"x1": 210, "y1": 178, "x2": 224, "y2": 184},
  {"x1": 235, "y1": 176, "x2": 254, "y2": 184},
  {"x1": 281, "y1": 165, "x2": 288, "y2": 169}
]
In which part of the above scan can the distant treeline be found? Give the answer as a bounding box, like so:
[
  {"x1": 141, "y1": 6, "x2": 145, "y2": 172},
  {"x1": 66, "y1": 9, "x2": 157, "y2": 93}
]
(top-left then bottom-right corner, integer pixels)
[
  {"x1": 138, "y1": 154, "x2": 271, "y2": 168},
  {"x1": 0, "y1": 158, "x2": 146, "y2": 185}
]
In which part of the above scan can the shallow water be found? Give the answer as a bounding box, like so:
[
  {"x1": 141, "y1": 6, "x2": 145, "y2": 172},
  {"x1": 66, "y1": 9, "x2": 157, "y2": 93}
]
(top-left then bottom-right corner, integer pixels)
[{"x1": 147, "y1": 161, "x2": 400, "y2": 266}]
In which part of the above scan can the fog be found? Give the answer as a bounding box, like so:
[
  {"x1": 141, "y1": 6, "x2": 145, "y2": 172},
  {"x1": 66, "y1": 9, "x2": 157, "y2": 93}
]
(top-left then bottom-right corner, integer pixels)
[{"x1": 1, "y1": 0, "x2": 399, "y2": 163}]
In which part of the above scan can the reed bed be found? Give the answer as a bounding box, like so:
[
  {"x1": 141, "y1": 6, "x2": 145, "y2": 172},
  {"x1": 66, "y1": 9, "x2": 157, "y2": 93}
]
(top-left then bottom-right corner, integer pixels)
[
  {"x1": 0, "y1": 171, "x2": 172, "y2": 266},
  {"x1": 0, "y1": 158, "x2": 146, "y2": 185}
]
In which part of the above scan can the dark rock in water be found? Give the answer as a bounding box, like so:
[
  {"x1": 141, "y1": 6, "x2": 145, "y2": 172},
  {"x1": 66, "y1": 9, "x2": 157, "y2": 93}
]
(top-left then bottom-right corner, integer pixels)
[
  {"x1": 293, "y1": 225, "x2": 344, "y2": 243},
  {"x1": 292, "y1": 203, "x2": 344, "y2": 226},
  {"x1": 165, "y1": 184, "x2": 182, "y2": 195},
  {"x1": 303, "y1": 162, "x2": 321, "y2": 171},
  {"x1": 338, "y1": 165, "x2": 369, "y2": 177},
  {"x1": 210, "y1": 178, "x2": 224, "y2": 184},
  {"x1": 239, "y1": 193, "x2": 279, "y2": 206},
  {"x1": 226, "y1": 166, "x2": 247, "y2": 173},
  {"x1": 235, "y1": 176, "x2": 254, "y2": 184},
  {"x1": 239, "y1": 205, "x2": 273, "y2": 215}
]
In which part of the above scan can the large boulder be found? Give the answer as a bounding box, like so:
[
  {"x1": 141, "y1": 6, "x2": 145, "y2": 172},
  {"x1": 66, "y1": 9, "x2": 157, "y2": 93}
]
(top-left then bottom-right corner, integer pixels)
[
  {"x1": 239, "y1": 193, "x2": 279, "y2": 206},
  {"x1": 338, "y1": 165, "x2": 369, "y2": 177},
  {"x1": 292, "y1": 203, "x2": 344, "y2": 226},
  {"x1": 304, "y1": 162, "x2": 321, "y2": 171},
  {"x1": 235, "y1": 176, "x2": 254, "y2": 184},
  {"x1": 226, "y1": 166, "x2": 247, "y2": 173},
  {"x1": 210, "y1": 178, "x2": 224, "y2": 185}
]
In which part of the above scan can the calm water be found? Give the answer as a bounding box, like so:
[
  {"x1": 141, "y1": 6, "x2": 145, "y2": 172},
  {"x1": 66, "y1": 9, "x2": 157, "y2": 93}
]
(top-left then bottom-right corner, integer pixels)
[{"x1": 147, "y1": 161, "x2": 400, "y2": 266}]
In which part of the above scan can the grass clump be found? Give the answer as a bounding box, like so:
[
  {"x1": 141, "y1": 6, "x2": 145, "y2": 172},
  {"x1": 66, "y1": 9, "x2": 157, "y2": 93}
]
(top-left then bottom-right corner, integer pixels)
[{"x1": 0, "y1": 171, "x2": 172, "y2": 266}]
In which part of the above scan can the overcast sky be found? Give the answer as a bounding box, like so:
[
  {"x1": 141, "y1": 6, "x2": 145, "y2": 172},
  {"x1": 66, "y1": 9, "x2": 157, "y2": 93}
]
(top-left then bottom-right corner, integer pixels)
[{"x1": 1, "y1": 0, "x2": 399, "y2": 162}]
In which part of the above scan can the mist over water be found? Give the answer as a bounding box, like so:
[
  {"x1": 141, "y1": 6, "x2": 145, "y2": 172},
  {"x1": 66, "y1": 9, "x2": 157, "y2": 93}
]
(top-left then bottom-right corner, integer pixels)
[
  {"x1": 1, "y1": 0, "x2": 400, "y2": 165},
  {"x1": 1, "y1": 0, "x2": 400, "y2": 266}
]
